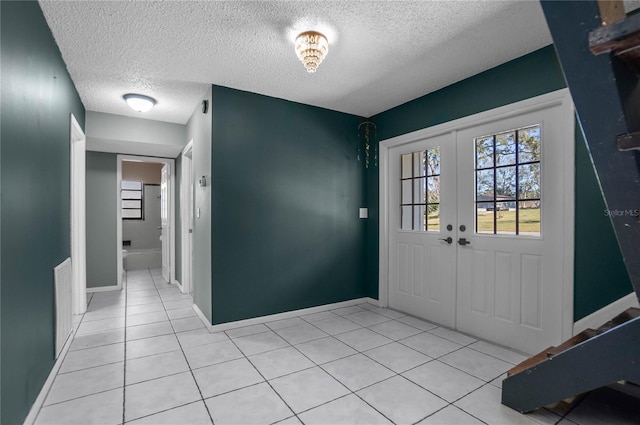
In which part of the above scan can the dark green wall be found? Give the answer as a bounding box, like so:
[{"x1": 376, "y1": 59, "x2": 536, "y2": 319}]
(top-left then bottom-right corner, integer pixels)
[
  {"x1": 86, "y1": 152, "x2": 118, "y2": 288},
  {"x1": 573, "y1": 127, "x2": 632, "y2": 319},
  {"x1": 210, "y1": 86, "x2": 366, "y2": 324},
  {"x1": 368, "y1": 46, "x2": 632, "y2": 320},
  {"x1": 0, "y1": 2, "x2": 85, "y2": 424}
]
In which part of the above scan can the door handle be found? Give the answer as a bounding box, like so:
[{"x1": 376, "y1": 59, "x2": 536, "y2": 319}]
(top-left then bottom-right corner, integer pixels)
[
  {"x1": 439, "y1": 237, "x2": 453, "y2": 245},
  {"x1": 458, "y1": 237, "x2": 471, "y2": 246}
]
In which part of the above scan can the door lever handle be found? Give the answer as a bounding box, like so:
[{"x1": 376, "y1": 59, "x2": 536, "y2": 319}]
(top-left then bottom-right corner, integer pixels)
[
  {"x1": 458, "y1": 237, "x2": 471, "y2": 246},
  {"x1": 439, "y1": 237, "x2": 453, "y2": 245}
]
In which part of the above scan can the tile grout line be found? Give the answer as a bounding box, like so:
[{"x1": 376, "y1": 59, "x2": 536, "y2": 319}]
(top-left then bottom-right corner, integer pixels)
[
  {"x1": 152, "y1": 269, "x2": 217, "y2": 425},
  {"x1": 225, "y1": 332, "x2": 304, "y2": 424},
  {"x1": 121, "y1": 268, "x2": 131, "y2": 425}
]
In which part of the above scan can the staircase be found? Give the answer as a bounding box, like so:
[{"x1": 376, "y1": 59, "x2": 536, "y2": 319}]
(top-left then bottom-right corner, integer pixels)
[{"x1": 502, "y1": 308, "x2": 640, "y2": 413}]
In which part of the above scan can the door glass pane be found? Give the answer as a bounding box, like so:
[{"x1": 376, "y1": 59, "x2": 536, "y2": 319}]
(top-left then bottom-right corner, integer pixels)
[
  {"x1": 427, "y1": 204, "x2": 440, "y2": 232},
  {"x1": 476, "y1": 170, "x2": 494, "y2": 201},
  {"x1": 414, "y1": 205, "x2": 426, "y2": 231},
  {"x1": 495, "y1": 202, "x2": 516, "y2": 235},
  {"x1": 414, "y1": 177, "x2": 426, "y2": 203},
  {"x1": 414, "y1": 151, "x2": 426, "y2": 177},
  {"x1": 495, "y1": 166, "x2": 516, "y2": 199},
  {"x1": 402, "y1": 180, "x2": 413, "y2": 204},
  {"x1": 476, "y1": 136, "x2": 494, "y2": 169},
  {"x1": 518, "y1": 126, "x2": 541, "y2": 163},
  {"x1": 477, "y1": 209, "x2": 494, "y2": 234},
  {"x1": 495, "y1": 132, "x2": 516, "y2": 165},
  {"x1": 475, "y1": 124, "x2": 541, "y2": 236},
  {"x1": 426, "y1": 148, "x2": 440, "y2": 175},
  {"x1": 427, "y1": 176, "x2": 440, "y2": 203},
  {"x1": 401, "y1": 206, "x2": 412, "y2": 230},
  {"x1": 519, "y1": 201, "x2": 541, "y2": 236},
  {"x1": 518, "y1": 163, "x2": 540, "y2": 199},
  {"x1": 401, "y1": 154, "x2": 413, "y2": 179}
]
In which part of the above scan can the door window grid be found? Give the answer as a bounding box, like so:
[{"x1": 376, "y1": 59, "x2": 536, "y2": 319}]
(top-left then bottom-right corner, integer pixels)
[
  {"x1": 122, "y1": 180, "x2": 144, "y2": 220},
  {"x1": 475, "y1": 125, "x2": 541, "y2": 236},
  {"x1": 400, "y1": 148, "x2": 440, "y2": 232}
]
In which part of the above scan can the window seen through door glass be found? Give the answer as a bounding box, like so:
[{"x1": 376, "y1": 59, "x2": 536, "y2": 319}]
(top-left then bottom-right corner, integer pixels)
[
  {"x1": 400, "y1": 148, "x2": 440, "y2": 231},
  {"x1": 475, "y1": 125, "x2": 541, "y2": 236}
]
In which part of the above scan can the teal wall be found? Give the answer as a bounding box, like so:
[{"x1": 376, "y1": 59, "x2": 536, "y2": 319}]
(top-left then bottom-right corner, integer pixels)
[
  {"x1": 210, "y1": 86, "x2": 366, "y2": 324},
  {"x1": 0, "y1": 2, "x2": 85, "y2": 424},
  {"x1": 369, "y1": 46, "x2": 632, "y2": 320},
  {"x1": 86, "y1": 152, "x2": 118, "y2": 288},
  {"x1": 573, "y1": 127, "x2": 632, "y2": 319}
]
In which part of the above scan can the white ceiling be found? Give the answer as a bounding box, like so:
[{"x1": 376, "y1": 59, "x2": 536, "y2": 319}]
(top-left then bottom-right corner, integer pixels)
[{"x1": 39, "y1": 1, "x2": 553, "y2": 124}]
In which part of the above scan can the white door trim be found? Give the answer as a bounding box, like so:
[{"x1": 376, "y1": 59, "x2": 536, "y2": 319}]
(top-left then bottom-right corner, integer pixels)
[
  {"x1": 379, "y1": 88, "x2": 575, "y2": 342},
  {"x1": 179, "y1": 140, "x2": 194, "y2": 294},
  {"x1": 70, "y1": 114, "x2": 87, "y2": 315},
  {"x1": 117, "y1": 155, "x2": 176, "y2": 286}
]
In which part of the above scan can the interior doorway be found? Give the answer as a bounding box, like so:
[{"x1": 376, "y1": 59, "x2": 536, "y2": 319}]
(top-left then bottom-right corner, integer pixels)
[
  {"x1": 380, "y1": 90, "x2": 575, "y2": 354},
  {"x1": 117, "y1": 155, "x2": 176, "y2": 287}
]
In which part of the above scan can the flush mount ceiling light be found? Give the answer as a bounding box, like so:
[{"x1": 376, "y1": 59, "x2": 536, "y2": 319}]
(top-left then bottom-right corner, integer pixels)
[
  {"x1": 123, "y1": 93, "x2": 156, "y2": 112},
  {"x1": 295, "y1": 31, "x2": 329, "y2": 73}
]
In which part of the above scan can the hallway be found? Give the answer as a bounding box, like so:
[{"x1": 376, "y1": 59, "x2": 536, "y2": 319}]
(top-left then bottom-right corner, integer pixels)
[{"x1": 33, "y1": 270, "x2": 637, "y2": 424}]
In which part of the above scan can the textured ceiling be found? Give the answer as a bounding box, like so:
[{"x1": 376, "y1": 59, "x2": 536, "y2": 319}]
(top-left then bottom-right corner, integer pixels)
[{"x1": 39, "y1": 1, "x2": 552, "y2": 124}]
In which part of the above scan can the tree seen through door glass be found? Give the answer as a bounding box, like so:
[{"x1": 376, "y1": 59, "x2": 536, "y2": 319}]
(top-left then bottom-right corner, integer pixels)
[
  {"x1": 475, "y1": 125, "x2": 541, "y2": 236},
  {"x1": 400, "y1": 148, "x2": 440, "y2": 231}
]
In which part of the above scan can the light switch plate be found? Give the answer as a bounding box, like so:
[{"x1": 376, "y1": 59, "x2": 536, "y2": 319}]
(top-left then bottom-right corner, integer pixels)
[{"x1": 359, "y1": 208, "x2": 368, "y2": 219}]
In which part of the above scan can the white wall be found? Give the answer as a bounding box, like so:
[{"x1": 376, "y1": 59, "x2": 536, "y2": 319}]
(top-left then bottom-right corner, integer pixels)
[{"x1": 86, "y1": 111, "x2": 188, "y2": 157}]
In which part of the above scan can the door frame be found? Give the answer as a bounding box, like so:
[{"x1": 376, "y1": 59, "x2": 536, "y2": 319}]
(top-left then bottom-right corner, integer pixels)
[
  {"x1": 70, "y1": 114, "x2": 87, "y2": 314},
  {"x1": 379, "y1": 88, "x2": 575, "y2": 342},
  {"x1": 117, "y1": 155, "x2": 176, "y2": 286},
  {"x1": 179, "y1": 140, "x2": 194, "y2": 294}
]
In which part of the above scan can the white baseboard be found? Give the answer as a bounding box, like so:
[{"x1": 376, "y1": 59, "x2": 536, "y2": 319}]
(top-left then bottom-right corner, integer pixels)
[
  {"x1": 86, "y1": 285, "x2": 120, "y2": 293},
  {"x1": 23, "y1": 320, "x2": 79, "y2": 425},
  {"x1": 573, "y1": 292, "x2": 639, "y2": 335},
  {"x1": 192, "y1": 297, "x2": 379, "y2": 334},
  {"x1": 192, "y1": 303, "x2": 213, "y2": 332}
]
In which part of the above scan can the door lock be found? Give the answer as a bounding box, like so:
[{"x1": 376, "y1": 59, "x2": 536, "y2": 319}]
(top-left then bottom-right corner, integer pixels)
[
  {"x1": 458, "y1": 237, "x2": 471, "y2": 246},
  {"x1": 439, "y1": 237, "x2": 453, "y2": 245}
]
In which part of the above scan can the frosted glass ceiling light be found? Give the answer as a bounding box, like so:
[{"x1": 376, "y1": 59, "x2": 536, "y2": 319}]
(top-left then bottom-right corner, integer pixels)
[
  {"x1": 123, "y1": 93, "x2": 156, "y2": 112},
  {"x1": 295, "y1": 31, "x2": 329, "y2": 73}
]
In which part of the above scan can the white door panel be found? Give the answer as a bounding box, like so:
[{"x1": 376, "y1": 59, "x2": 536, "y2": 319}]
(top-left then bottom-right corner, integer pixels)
[{"x1": 389, "y1": 133, "x2": 457, "y2": 328}]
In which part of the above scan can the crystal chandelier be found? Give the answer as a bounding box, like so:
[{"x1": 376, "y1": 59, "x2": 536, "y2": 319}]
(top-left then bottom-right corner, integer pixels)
[{"x1": 295, "y1": 31, "x2": 329, "y2": 73}]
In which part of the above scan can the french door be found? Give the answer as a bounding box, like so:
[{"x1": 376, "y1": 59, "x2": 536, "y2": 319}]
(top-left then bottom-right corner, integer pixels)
[{"x1": 387, "y1": 93, "x2": 572, "y2": 354}]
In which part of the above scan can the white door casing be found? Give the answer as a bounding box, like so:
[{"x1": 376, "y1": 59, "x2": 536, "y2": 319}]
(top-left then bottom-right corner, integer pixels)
[
  {"x1": 161, "y1": 163, "x2": 170, "y2": 282},
  {"x1": 70, "y1": 114, "x2": 87, "y2": 314},
  {"x1": 380, "y1": 89, "x2": 575, "y2": 354},
  {"x1": 180, "y1": 140, "x2": 194, "y2": 294},
  {"x1": 117, "y1": 155, "x2": 176, "y2": 286}
]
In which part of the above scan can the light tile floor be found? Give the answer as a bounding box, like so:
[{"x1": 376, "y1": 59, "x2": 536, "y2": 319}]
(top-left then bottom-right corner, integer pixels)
[{"x1": 34, "y1": 269, "x2": 639, "y2": 425}]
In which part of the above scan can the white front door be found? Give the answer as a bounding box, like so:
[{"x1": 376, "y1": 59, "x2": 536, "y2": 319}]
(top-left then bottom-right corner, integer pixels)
[
  {"x1": 161, "y1": 164, "x2": 170, "y2": 282},
  {"x1": 386, "y1": 92, "x2": 572, "y2": 354},
  {"x1": 455, "y1": 106, "x2": 565, "y2": 354},
  {"x1": 388, "y1": 133, "x2": 457, "y2": 328}
]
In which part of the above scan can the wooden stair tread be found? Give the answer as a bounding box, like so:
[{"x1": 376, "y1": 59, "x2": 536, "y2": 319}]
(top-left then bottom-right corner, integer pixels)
[
  {"x1": 546, "y1": 329, "x2": 597, "y2": 357},
  {"x1": 507, "y1": 349, "x2": 552, "y2": 377},
  {"x1": 507, "y1": 308, "x2": 640, "y2": 378}
]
